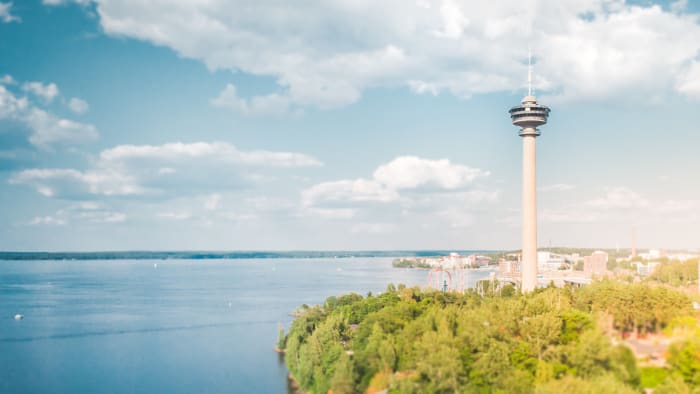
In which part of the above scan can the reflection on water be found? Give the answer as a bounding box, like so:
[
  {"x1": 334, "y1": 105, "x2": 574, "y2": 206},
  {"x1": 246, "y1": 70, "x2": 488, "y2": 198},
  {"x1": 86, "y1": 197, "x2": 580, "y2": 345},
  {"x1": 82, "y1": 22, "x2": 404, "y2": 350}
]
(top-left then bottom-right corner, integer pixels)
[{"x1": 0, "y1": 258, "x2": 493, "y2": 393}]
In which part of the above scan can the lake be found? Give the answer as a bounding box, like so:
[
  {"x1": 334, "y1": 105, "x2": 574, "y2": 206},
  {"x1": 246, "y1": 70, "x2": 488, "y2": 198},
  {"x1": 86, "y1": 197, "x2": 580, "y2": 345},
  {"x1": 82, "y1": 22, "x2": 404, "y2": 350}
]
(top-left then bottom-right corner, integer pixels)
[{"x1": 0, "y1": 258, "x2": 494, "y2": 393}]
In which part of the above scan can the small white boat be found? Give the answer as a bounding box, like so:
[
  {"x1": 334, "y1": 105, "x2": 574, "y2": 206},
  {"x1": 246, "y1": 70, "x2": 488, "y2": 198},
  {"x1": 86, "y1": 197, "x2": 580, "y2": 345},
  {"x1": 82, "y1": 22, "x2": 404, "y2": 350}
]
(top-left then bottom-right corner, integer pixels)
[{"x1": 14, "y1": 314, "x2": 23, "y2": 320}]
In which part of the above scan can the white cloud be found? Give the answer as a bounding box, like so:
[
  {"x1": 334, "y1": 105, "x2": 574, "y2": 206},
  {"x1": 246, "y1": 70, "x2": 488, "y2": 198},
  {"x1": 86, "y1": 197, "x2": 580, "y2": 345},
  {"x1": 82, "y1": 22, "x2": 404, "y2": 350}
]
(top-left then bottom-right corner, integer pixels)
[
  {"x1": 586, "y1": 187, "x2": 649, "y2": 210},
  {"x1": 0, "y1": 74, "x2": 16, "y2": 84},
  {"x1": 433, "y1": 0, "x2": 469, "y2": 39},
  {"x1": 22, "y1": 82, "x2": 59, "y2": 102},
  {"x1": 100, "y1": 141, "x2": 321, "y2": 168},
  {"x1": 211, "y1": 83, "x2": 293, "y2": 116},
  {"x1": 676, "y1": 61, "x2": 700, "y2": 99},
  {"x1": 28, "y1": 215, "x2": 66, "y2": 226},
  {"x1": 0, "y1": 84, "x2": 28, "y2": 117},
  {"x1": 26, "y1": 202, "x2": 126, "y2": 226},
  {"x1": 24, "y1": 108, "x2": 98, "y2": 149},
  {"x1": 373, "y1": 156, "x2": 488, "y2": 190},
  {"x1": 300, "y1": 207, "x2": 357, "y2": 220},
  {"x1": 671, "y1": 0, "x2": 688, "y2": 13},
  {"x1": 157, "y1": 211, "x2": 192, "y2": 220},
  {"x1": 539, "y1": 183, "x2": 576, "y2": 192},
  {"x1": 11, "y1": 141, "x2": 322, "y2": 199},
  {"x1": 210, "y1": 84, "x2": 247, "y2": 113},
  {"x1": 0, "y1": 2, "x2": 19, "y2": 23},
  {"x1": 68, "y1": 97, "x2": 89, "y2": 113},
  {"x1": 203, "y1": 194, "x2": 221, "y2": 211},
  {"x1": 42, "y1": 0, "x2": 91, "y2": 5},
  {"x1": 85, "y1": 0, "x2": 700, "y2": 110},
  {"x1": 304, "y1": 156, "x2": 488, "y2": 208},
  {"x1": 77, "y1": 211, "x2": 126, "y2": 223},
  {"x1": 10, "y1": 168, "x2": 142, "y2": 197},
  {"x1": 303, "y1": 179, "x2": 399, "y2": 207},
  {"x1": 301, "y1": 156, "x2": 492, "y2": 225},
  {"x1": 0, "y1": 80, "x2": 99, "y2": 149}
]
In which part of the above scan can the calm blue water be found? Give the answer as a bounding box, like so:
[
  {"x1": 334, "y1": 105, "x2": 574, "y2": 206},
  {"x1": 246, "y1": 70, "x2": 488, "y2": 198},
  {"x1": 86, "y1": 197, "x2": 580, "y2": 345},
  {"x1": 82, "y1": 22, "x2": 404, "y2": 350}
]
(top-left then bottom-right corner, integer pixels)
[{"x1": 0, "y1": 258, "x2": 494, "y2": 393}]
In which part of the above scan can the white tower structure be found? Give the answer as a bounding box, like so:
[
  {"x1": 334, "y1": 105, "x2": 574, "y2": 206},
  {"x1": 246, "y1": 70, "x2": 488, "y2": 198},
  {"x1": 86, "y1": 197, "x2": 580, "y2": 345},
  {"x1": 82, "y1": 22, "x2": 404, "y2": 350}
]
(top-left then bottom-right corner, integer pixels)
[{"x1": 509, "y1": 53, "x2": 551, "y2": 292}]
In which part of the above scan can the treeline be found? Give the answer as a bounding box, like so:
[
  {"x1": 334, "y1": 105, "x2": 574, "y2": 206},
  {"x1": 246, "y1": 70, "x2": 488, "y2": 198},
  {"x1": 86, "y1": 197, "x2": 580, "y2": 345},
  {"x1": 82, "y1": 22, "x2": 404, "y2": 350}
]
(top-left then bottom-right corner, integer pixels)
[
  {"x1": 648, "y1": 258, "x2": 699, "y2": 287},
  {"x1": 391, "y1": 259, "x2": 432, "y2": 269},
  {"x1": 282, "y1": 282, "x2": 695, "y2": 393}
]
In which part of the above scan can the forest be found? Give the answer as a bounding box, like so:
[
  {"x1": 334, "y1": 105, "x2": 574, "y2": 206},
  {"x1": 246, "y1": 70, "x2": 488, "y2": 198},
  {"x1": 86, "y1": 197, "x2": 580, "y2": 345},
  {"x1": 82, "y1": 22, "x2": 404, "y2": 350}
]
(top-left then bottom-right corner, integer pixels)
[{"x1": 281, "y1": 281, "x2": 700, "y2": 393}]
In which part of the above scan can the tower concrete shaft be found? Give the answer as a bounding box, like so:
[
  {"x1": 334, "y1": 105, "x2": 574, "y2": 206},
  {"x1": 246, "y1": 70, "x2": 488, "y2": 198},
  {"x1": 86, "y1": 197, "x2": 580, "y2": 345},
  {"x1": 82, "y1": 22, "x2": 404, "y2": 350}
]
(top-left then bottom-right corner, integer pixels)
[
  {"x1": 509, "y1": 95, "x2": 550, "y2": 292},
  {"x1": 521, "y1": 132, "x2": 538, "y2": 292}
]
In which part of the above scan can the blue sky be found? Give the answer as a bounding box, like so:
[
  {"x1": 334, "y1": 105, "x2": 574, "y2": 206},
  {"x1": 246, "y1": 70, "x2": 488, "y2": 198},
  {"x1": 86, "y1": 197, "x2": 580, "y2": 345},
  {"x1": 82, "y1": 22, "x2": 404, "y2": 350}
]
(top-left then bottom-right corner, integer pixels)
[{"x1": 1, "y1": 0, "x2": 699, "y2": 251}]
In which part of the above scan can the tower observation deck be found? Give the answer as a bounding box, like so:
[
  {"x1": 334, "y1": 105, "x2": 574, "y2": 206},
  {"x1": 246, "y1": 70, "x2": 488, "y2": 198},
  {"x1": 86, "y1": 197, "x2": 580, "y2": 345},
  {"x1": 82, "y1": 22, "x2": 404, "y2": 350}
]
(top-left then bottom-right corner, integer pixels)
[
  {"x1": 509, "y1": 62, "x2": 551, "y2": 293},
  {"x1": 509, "y1": 96, "x2": 550, "y2": 135}
]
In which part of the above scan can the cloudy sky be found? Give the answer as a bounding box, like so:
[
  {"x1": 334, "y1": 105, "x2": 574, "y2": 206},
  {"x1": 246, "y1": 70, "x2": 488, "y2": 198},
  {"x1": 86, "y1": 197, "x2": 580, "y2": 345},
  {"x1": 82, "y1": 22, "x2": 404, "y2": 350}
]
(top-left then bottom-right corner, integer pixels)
[{"x1": 1, "y1": 0, "x2": 699, "y2": 251}]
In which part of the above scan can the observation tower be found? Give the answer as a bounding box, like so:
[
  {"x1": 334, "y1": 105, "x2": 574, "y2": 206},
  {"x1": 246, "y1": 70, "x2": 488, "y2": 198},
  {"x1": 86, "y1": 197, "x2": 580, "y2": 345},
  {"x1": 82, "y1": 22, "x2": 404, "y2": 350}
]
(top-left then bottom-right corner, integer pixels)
[{"x1": 508, "y1": 53, "x2": 551, "y2": 292}]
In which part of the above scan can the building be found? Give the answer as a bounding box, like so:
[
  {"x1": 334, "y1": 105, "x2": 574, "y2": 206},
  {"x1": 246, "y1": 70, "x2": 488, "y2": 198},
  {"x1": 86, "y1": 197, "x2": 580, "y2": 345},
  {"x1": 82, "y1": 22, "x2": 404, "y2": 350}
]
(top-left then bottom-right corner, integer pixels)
[
  {"x1": 537, "y1": 251, "x2": 566, "y2": 272},
  {"x1": 636, "y1": 261, "x2": 660, "y2": 277},
  {"x1": 498, "y1": 259, "x2": 521, "y2": 278},
  {"x1": 583, "y1": 251, "x2": 608, "y2": 278},
  {"x1": 639, "y1": 249, "x2": 665, "y2": 260}
]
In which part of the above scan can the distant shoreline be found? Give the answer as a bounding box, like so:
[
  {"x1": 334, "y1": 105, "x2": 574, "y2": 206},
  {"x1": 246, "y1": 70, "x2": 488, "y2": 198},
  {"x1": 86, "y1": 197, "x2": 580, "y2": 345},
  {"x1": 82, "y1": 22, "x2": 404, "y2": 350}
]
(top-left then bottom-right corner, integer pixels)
[
  {"x1": 0, "y1": 250, "x2": 499, "y2": 261},
  {"x1": 0, "y1": 247, "x2": 680, "y2": 261}
]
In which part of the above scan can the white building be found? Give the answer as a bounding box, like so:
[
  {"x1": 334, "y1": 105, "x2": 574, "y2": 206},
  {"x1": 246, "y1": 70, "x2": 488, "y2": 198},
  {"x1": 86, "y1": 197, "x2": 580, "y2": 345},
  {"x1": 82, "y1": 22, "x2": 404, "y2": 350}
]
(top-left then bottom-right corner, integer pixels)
[
  {"x1": 636, "y1": 261, "x2": 661, "y2": 277},
  {"x1": 537, "y1": 251, "x2": 566, "y2": 272}
]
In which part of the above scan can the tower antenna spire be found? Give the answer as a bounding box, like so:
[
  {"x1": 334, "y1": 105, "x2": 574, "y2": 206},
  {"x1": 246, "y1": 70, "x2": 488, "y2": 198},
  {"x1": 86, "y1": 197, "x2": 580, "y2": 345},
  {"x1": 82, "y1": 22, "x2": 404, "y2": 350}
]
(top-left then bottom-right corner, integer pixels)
[{"x1": 528, "y1": 47, "x2": 533, "y2": 96}]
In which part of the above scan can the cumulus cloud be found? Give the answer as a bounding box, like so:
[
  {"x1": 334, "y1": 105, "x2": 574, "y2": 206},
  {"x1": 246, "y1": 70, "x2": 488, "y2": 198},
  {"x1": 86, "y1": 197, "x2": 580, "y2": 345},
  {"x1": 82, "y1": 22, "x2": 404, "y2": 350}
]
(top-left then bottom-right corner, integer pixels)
[
  {"x1": 676, "y1": 61, "x2": 700, "y2": 99},
  {"x1": 303, "y1": 156, "x2": 488, "y2": 208},
  {"x1": 671, "y1": 0, "x2": 688, "y2": 13},
  {"x1": 210, "y1": 84, "x2": 293, "y2": 116},
  {"x1": 0, "y1": 79, "x2": 98, "y2": 149},
  {"x1": 301, "y1": 156, "x2": 493, "y2": 225},
  {"x1": 24, "y1": 108, "x2": 98, "y2": 148},
  {"x1": 11, "y1": 141, "x2": 322, "y2": 199},
  {"x1": 72, "y1": 0, "x2": 700, "y2": 110},
  {"x1": 0, "y1": 2, "x2": 19, "y2": 23},
  {"x1": 68, "y1": 97, "x2": 89, "y2": 113},
  {"x1": 22, "y1": 81, "x2": 59, "y2": 102},
  {"x1": 0, "y1": 84, "x2": 28, "y2": 117},
  {"x1": 373, "y1": 156, "x2": 488, "y2": 190},
  {"x1": 0, "y1": 74, "x2": 15, "y2": 84}
]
